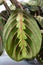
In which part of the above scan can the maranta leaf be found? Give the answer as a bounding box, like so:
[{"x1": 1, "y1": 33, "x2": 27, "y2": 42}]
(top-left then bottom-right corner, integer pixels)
[
  {"x1": 35, "y1": 16, "x2": 43, "y2": 28},
  {"x1": 22, "y1": 0, "x2": 43, "y2": 7},
  {"x1": 36, "y1": 31, "x2": 43, "y2": 63},
  {"x1": 3, "y1": 9, "x2": 42, "y2": 61},
  {"x1": 0, "y1": 16, "x2": 4, "y2": 55}
]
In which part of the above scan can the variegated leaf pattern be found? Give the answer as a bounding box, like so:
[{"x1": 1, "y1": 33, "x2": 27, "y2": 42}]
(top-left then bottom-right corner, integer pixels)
[
  {"x1": 36, "y1": 31, "x2": 43, "y2": 63},
  {"x1": 21, "y1": 0, "x2": 43, "y2": 11},
  {"x1": 3, "y1": 9, "x2": 42, "y2": 61}
]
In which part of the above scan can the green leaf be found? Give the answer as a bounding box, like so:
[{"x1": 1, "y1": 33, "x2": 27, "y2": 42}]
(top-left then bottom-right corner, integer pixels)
[
  {"x1": 3, "y1": 9, "x2": 42, "y2": 61},
  {"x1": 22, "y1": 0, "x2": 43, "y2": 6},
  {"x1": 36, "y1": 16, "x2": 43, "y2": 28},
  {"x1": 36, "y1": 31, "x2": 43, "y2": 63},
  {"x1": 0, "y1": 16, "x2": 4, "y2": 31},
  {"x1": 21, "y1": 0, "x2": 37, "y2": 6},
  {"x1": 10, "y1": 4, "x2": 16, "y2": 10},
  {"x1": 0, "y1": 31, "x2": 3, "y2": 55},
  {"x1": 0, "y1": 16, "x2": 4, "y2": 55},
  {"x1": 21, "y1": 2, "x2": 38, "y2": 12},
  {"x1": 21, "y1": 0, "x2": 43, "y2": 11}
]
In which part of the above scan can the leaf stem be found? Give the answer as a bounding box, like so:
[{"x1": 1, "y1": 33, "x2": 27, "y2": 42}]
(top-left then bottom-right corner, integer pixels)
[
  {"x1": 10, "y1": 0, "x2": 23, "y2": 10},
  {"x1": 3, "y1": 0, "x2": 11, "y2": 16}
]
